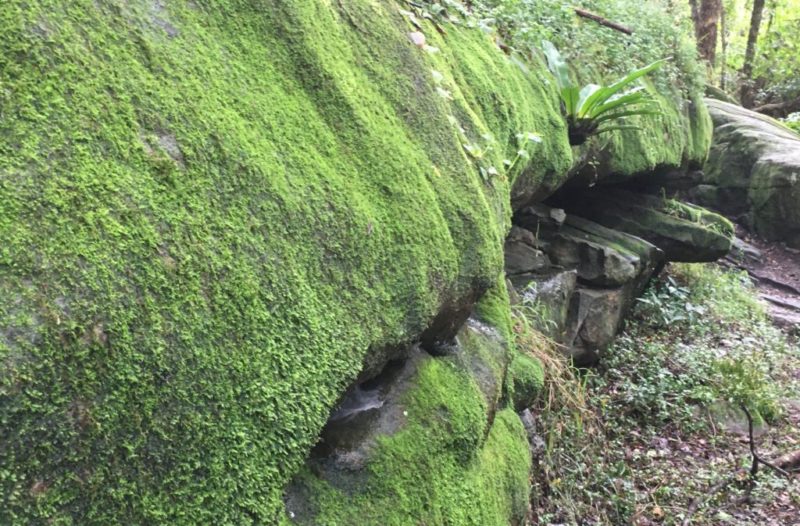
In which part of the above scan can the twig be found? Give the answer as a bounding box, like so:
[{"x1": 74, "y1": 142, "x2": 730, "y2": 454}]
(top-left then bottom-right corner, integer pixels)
[
  {"x1": 574, "y1": 8, "x2": 633, "y2": 35},
  {"x1": 741, "y1": 404, "x2": 791, "y2": 478},
  {"x1": 752, "y1": 97, "x2": 800, "y2": 115}
]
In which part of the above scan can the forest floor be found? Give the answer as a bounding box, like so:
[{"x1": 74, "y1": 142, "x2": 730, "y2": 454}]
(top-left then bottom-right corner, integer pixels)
[
  {"x1": 721, "y1": 227, "x2": 800, "y2": 334},
  {"x1": 521, "y1": 260, "x2": 800, "y2": 526}
]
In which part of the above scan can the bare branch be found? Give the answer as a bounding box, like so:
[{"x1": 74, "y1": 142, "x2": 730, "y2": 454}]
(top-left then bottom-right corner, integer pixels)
[{"x1": 574, "y1": 8, "x2": 633, "y2": 35}]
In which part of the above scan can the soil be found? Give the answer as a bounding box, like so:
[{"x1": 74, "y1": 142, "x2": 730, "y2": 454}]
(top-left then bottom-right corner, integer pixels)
[{"x1": 722, "y1": 225, "x2": 800, "y2": 334}]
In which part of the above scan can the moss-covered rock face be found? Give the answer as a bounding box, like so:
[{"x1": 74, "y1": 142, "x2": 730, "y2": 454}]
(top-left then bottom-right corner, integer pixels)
[
  {"x1": 0, "y1": 2, "x2": 572, "y2": 523},
  {"x1": 569, "y1": 91, "x2": 713, "y2": 186},
  {"x1": 287, "y1": 316, "x2": 530, "y2": 526},
  {"x1": 508, "y1": 352, "x2": 544, "y2": 411},
  {"x1": 478, "y1": 0, "x2": 713, "y2": 184}
]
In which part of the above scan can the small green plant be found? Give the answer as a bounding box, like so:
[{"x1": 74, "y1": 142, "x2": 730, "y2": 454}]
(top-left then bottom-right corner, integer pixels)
[
  {"x1": 635, "y1": 275, "x2": 706, "y2": 328},
  {"x1": 541, "y1": 40, "x2": 666, "y2": 145},
  {"x1": 783, "y1": 112, "x2": 800, "y2": 134}
]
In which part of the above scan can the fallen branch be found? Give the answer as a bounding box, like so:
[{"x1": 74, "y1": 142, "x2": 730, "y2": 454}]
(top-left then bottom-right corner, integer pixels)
[
  {"x1": 682, "y1": 405, "x2": 795, "y2": 525},
  {"x1": 752, "y1": 97, "x2": 800, "y2": 116},
  {"x1": 574, "y1": 8, "x2": 633, "y2": 35},
  {"x1": 742, "y1": 404, "x2": 791, "y2": 479}
]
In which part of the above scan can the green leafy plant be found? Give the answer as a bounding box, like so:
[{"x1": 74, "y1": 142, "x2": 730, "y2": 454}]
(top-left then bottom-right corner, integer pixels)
[
  {"x1": 541, "y1": 40, "x2": 666, "y2": 145},
  {"x1": 783, "y1": 112, "x2": 800, "y2": 134}
]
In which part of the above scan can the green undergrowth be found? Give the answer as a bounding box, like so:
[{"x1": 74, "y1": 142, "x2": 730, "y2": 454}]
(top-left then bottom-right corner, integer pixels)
[
  {"x1": 0, "y1": 1, "x2": 570, "y2": 523},
  {"x1": 521, "y1": 263, "x2": 799, "y2": 524}
]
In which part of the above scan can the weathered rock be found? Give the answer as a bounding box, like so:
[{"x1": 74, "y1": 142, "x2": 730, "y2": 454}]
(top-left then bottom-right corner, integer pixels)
[
  {"x1": 509, "y1": 269, "x2": 578, "y2": 342},
  {"x1": 552, "y1": 188, "x2": 734, "y2": 262},
  {"x1": 507, "y1": 207, "x2": 665, "y2": 364},
  {"x1": 504, "y1": 226, "x2": 551, "y2": 275},
  {"x1": 564, "y1": 287, "x2": 626, "y2": 365},
  {"x1": 286, "y1": 316, "x2": 530, "y2": 524},
  {"x1": 762, "y1": 294, "x2": 800, "y2": 334},
  {"x1": 727, "y1": 237, "x2": 764, "y2": 266},
  {"x1": 701, "y1": 99, "x2": 800, "y2": 248},
  {"x1": 516, "y1": 207, "x2": 665, "y2": 288}
]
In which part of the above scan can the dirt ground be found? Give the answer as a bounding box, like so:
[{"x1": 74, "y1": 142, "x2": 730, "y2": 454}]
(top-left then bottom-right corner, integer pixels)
[{"x1": 723, "y1": 226, "x2": 800, "y2": 333}]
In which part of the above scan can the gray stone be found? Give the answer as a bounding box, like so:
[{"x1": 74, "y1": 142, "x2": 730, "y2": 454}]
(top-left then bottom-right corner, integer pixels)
[
  {"x1": 728, "y1": 237, "x2": 763, "y2": 266},
  {"x1": 504, "y1": 239, "x2": 551, "y2": 276},
  {"x1": 553, "y1": 188, "x2": 734, "y2": 262},
  {"x1": 702, "y1": 99, "x2": 800, "y2": 248},
  {"x1": 509, "y1": 269, "x2": 578, "y2": 343},
  {"x1": 564, "y1": 287, "x2": 626, "y2": 366},
  {"x1": 516, "y1": 205, "x2": 665, "y2": 287}
]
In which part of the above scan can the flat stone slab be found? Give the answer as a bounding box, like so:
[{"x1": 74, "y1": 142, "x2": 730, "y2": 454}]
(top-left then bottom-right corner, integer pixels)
[{"x1": 552, "y1": 188, "x2": 734, "y2": 262}]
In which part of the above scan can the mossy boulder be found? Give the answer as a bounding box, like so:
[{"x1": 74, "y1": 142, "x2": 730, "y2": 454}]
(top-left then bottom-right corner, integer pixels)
[
  {"x1": 0, "y1": 2, "x2": 572, "y2": 523},
  {"x1": 566, "y1": 86, "x2": 713, "y2": 188},
  {"x1": 702, "y1": 99, "x2": 800, "y2": 247},
  {"x1": 285, "y1": 316, "x2": 530, "y2": 526}
]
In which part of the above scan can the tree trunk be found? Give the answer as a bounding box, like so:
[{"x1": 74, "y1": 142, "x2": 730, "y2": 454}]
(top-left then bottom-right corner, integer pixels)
[
  {"x1": 695, "y1": 0, "x2": 722, "y2": 66},
  {"x1": 741, "y1": 0, "x2": 766, "y2": 107},
  {"x1": 720, "y1": 2, "x2": 728, "y2": 90},
  {"x1": 689, "y1": 0, "x2": 700, "y2": 40}
]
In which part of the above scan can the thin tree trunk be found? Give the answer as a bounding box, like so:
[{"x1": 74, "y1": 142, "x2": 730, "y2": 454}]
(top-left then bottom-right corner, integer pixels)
[
  {"x1": 741, "y1": 0, "x2": 766, "y2": 107},
  {"x1": 696, "y1": 0, "x2": 722, "y2": 66},
  {"x1": 720, "y1": 1, "x2": 728, "y2": 90},
  {"x1": 689, "y1": 0, "x2": 701, "y2": 40}
]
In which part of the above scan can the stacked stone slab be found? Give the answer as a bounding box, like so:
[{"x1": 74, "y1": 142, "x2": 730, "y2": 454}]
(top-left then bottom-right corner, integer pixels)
[{"x1": 506, "y1": 205, "x2": 665, "y2": 365}]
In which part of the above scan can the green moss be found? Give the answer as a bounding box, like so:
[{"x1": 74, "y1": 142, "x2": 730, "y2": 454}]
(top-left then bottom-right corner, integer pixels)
[
  {"x1": 475, "y1": 274, "x2": 515, "y2": 345},
  {"x1": 663, "y1": 199, "x2": 735, "y2": 238},
  {"x1": 478, "y1": 0, "x2": 712, "y2": 180},
  {"x1": 686, "y1": 94, "x2": 714, "y2": 167},
  {"x1": 0, "y1": 2, "x2": 564, "y2": 523},
  {"x1": 507, "y1": 351, "x2": 544, "y2": 411},
  {"x1": 292, "y1": 352, "x2": 531, "y2": 526}
]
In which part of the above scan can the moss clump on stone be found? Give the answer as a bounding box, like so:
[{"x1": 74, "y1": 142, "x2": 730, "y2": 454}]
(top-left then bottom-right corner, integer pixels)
[
  {"x1": 475, "y1": 274, "x2": 515, "y2": 345},
  {"x1": 508, "y1": 352, "x2": 545, "y2": 411},
  {"x1": 0, "y1": 2, "x2": 569, "y2": 523}
]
